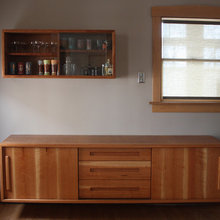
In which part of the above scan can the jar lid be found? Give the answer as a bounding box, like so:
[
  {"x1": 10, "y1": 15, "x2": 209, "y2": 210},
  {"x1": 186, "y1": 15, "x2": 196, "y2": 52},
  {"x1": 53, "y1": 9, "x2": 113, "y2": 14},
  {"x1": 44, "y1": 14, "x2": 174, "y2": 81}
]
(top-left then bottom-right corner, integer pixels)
[{"x1": 43, "y1": 60, "x2": 51, "y2": 64}]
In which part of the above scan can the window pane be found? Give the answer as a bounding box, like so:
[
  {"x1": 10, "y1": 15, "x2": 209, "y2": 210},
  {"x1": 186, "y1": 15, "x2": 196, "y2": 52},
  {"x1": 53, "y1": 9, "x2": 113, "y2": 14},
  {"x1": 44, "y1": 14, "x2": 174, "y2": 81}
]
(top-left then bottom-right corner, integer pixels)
[
  {"x1": 162, "y1": 61, "x2": 220, "y2": 98},
  {"x1": 162, "y1": 22, "x2": 220, "y2": 60},
  {"x1": 204, "y1": 25, "x2": 220, "y2": 39}
]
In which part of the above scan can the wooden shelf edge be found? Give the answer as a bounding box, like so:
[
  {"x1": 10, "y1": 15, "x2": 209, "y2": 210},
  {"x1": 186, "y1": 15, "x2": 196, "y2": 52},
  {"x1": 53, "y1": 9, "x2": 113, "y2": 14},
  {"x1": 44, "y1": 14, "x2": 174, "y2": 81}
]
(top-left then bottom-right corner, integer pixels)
[
  {"x1": 8, "y1": 52, "x2": 57, "y2": 56},
  {"x1": 60, "y1": 49, "x2": 109, "y2": 53},
  {"x1": 149, "y1": 101, "x2": 220, "y2": 112},
  {"x1": 2, "y1": 198, "x2": 220, "y2": 204},
  {"x1": 2, "y1": 75, "x2": 116, "y2": 79}
]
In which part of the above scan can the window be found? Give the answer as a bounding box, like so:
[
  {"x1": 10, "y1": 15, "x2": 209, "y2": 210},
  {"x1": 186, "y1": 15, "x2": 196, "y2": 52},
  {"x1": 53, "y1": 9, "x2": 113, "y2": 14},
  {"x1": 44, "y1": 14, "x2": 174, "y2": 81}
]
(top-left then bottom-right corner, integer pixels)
[{"x1": 151, "y1": 6, "x2": 220, "y2": 112}]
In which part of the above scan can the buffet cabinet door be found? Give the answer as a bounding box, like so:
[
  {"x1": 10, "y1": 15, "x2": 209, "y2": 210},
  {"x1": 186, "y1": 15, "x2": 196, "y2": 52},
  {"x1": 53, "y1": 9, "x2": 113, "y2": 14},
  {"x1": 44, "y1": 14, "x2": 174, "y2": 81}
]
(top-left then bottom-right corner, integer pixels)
[
  {"x1": 2, "y1": 147, "x2": 78, "y2": 201},
  {"x1": 152, "y1": 148, "x2": 220, "y2": 200}
]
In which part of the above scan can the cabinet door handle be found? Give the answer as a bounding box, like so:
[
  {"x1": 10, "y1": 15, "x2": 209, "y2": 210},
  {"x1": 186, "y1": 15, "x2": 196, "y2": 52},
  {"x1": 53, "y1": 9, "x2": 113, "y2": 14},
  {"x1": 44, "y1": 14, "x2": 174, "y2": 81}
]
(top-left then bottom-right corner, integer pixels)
[
  {"x1": 89, "y1": 152, "x2": 139, "y2": 157},
  {"x1": 90, "y1": 187, "x2": 139, "y2": 192},
  {"x1": 5, "y1": 156, "x2": 11, "y2": 191},
  {"x1": 218, "y1": 157, "x2": 220, "y2": 190},
  {"x1": 90, "y1": 168, "x2": 139, "y2": 173}
]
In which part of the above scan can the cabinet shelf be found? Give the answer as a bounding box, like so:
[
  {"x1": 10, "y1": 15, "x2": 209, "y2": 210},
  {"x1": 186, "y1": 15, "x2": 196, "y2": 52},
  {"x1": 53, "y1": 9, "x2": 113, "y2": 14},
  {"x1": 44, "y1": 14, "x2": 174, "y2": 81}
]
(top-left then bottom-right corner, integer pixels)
[
  {"x1": 8, "y1": 52, "x2": 57, "y2": 57},
  {"x1": 60, "y1": 49, "x2": 108, "y2": 54},
  {"x1": 5, "y1": 74, "x2": 115, "y2": 79},
  {"x1": 2, "y1": 30, "x2": 116, "y2": 78}
]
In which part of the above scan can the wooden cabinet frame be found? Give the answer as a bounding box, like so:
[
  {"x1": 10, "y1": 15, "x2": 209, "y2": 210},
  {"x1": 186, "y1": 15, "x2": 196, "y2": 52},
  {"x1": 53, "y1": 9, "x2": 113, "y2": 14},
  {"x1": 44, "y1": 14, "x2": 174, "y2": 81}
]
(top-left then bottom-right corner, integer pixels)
[{"x1": 2, "y1": 29, "x2": 116, "y2": 79}]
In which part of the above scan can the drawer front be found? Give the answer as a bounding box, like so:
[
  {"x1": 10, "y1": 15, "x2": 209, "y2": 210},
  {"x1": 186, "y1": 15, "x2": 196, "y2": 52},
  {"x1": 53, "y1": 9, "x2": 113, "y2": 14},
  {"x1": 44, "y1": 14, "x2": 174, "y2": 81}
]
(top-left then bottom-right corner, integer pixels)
[
  {"x1": 79, "y1": 161, "x2": 151, "y2": 179},
  {"x1": 79, "y1": 180, "x2": 151, "y2": 199},
  {"x1": 79, "y1": 149, "x2": 151, "y2": 161}
]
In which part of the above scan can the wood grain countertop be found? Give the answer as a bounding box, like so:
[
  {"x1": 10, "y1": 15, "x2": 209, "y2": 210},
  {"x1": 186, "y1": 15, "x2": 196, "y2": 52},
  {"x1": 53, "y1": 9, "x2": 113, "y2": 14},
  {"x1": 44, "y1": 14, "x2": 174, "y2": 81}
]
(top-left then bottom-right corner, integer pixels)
[{"x1": 1, "y1": 135, "x2": 220, "y2": 148}]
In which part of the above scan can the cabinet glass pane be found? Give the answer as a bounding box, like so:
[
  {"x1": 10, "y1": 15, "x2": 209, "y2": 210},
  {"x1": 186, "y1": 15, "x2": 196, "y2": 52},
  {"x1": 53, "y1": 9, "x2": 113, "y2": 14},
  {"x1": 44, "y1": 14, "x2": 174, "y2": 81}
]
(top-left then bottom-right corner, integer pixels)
[{"x1": 60, "y1": 33, "x2": 113, "y2": 76}]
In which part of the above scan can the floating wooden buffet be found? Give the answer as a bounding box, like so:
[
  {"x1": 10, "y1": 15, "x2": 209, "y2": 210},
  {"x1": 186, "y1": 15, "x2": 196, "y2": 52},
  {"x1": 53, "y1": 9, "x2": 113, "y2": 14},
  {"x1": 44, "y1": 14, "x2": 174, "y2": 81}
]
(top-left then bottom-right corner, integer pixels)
[{"x1": 1, "y1": 135, "x2": 220, "y2": 203}]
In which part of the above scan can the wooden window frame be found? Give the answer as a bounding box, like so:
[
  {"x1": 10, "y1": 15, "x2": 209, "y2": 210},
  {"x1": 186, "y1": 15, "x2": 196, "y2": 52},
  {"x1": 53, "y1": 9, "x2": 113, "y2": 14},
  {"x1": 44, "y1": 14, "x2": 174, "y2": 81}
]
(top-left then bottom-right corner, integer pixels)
[{"x1": 151, "y1": 6, "x2": 220, "y2": 112}]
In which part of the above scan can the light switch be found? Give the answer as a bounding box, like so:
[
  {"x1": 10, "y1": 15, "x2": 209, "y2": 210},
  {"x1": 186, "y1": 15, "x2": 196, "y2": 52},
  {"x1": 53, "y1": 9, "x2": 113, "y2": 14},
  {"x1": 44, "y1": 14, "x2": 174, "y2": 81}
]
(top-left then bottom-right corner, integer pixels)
[{"x1": 138, "y1": 72, "x2": 145, "y2": 83}]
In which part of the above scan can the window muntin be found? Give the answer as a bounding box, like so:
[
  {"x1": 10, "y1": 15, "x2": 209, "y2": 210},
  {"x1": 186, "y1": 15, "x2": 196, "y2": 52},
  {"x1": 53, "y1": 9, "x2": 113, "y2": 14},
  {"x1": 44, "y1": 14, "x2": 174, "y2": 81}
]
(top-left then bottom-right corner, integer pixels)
[{"x1": 162, "y1": 18, "x2": 220, "y2": 99}]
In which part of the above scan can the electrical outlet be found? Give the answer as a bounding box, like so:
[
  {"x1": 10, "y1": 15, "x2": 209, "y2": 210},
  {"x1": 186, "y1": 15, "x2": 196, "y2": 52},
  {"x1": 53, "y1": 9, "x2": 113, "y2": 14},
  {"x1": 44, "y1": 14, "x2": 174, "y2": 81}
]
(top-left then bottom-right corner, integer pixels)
[{"x1": 138, "y1": 72, "x2": 145, "y2": 83}]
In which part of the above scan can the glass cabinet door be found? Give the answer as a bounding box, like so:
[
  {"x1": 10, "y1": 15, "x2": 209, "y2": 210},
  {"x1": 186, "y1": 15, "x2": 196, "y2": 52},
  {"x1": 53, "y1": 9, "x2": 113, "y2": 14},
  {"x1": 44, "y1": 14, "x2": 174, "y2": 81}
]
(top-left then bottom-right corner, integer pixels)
[{"x1": 60, "y1": 32, "x2": 114, "y2": 77}]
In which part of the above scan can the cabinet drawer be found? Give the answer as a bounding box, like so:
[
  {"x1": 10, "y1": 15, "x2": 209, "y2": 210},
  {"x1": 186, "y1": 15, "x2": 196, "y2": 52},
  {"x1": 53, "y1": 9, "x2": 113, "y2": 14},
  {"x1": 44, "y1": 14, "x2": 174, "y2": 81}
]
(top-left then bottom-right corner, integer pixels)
[
  {"x1": 79, "y1": 180, "x2": 151, "y2": 199},
  {"x1": 79, "y1": 161, "x2": 151, "y2": 179},
  {"x1": 79, "y1": 149, "x2": 151, "y2": 161}
]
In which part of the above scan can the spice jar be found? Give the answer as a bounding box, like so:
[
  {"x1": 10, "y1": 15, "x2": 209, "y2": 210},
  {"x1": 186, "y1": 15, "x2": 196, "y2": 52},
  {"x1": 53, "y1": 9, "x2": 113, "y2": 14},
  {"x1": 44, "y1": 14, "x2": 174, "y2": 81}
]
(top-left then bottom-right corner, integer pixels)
[
  {"x1": 38, "y1": 60, "x2": 43, "y2": 75},
  {"x1": 43, "y1": 60, "x2": 51, "y2": 76},
  {"x1": 9, "y1": 62, "x2": 16, "y2": 75},
  {"x1": 18, "y1": 62, "x2": 24, "y2": 75},
  {"x1": 51, "y1": 59, "x2": 58, "y2": 76}
]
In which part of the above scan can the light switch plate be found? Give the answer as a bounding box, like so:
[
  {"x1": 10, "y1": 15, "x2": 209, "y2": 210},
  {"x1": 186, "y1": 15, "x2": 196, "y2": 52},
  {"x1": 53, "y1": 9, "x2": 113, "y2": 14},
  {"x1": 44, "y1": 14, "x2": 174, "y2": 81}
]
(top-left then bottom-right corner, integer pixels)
[{"x1": 138, "y1": 72, "x2": 145, "y2": 83}]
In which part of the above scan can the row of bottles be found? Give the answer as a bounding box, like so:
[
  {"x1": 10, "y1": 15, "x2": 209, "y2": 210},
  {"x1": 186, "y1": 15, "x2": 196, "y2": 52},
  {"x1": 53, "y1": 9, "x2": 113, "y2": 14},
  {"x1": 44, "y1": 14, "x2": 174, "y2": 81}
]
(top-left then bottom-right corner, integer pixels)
[{"x1": 63, "y1": 56, "x2": 113, "y2": 76}]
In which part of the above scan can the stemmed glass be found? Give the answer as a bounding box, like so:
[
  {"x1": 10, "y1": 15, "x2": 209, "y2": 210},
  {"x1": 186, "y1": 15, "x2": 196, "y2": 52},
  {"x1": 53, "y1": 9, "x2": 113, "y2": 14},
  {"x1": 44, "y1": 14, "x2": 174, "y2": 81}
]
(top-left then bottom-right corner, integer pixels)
[{"x1": 50, "y1": 41, "x2": 57, "y2": 53}]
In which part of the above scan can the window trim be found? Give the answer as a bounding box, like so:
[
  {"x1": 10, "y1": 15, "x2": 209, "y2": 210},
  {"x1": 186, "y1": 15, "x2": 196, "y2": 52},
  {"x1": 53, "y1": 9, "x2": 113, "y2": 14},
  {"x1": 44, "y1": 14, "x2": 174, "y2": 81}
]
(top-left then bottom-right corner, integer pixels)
[{"x1": 151, "y1": 6, "x2": 220, "y2": 112}]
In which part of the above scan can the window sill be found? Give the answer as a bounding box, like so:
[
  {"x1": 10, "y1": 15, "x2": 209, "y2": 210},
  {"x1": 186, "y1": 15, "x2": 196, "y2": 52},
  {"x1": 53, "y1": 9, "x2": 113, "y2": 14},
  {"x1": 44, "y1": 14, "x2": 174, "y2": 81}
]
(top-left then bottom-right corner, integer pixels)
[{"x1": 149, "y1": 102, "x2": 220, "y2": 112}]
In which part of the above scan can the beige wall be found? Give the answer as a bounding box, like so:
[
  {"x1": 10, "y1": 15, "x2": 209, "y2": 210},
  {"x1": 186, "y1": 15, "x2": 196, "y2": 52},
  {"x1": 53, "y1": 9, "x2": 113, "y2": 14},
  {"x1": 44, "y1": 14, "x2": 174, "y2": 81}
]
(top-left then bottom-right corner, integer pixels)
[{"x1": 0, "y1": 0, "x2": 220, "y2": 141}]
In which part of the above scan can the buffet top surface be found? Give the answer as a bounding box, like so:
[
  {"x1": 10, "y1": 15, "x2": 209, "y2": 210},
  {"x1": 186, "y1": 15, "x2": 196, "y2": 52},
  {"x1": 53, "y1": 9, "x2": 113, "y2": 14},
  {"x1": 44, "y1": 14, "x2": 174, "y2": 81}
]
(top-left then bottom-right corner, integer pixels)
[{"x1": 1, "y1": 135, "x2": 220, "y2": 148}]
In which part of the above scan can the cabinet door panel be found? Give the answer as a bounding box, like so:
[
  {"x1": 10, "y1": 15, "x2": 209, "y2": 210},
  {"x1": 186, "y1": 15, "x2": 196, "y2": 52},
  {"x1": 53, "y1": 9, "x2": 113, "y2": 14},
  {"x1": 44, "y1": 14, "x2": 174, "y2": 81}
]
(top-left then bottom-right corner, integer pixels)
[
  {"x1": 3, "y1": 147, "x2": 77, "y2": 200},
  {"x1": 152, "y1": 148, "x2": 220, "y2": 200}
]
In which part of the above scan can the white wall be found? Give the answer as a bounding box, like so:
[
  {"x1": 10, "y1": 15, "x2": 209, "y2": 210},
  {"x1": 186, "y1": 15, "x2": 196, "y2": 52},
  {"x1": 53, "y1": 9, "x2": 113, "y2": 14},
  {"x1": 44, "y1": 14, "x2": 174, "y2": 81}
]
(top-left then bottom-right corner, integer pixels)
[{"x1": 0, "y1": 0, "x2": 220, "y2": 141}]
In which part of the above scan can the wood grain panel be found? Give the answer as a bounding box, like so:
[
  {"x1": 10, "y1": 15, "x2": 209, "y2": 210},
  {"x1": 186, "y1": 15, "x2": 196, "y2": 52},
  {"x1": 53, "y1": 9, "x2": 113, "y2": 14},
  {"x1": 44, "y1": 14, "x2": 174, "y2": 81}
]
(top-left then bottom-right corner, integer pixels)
[
  {"x1": 79, "y1": 180, "x2": 150, "y2": 199},
  {"x1": 152, "y1": 6, "x2": 220, "y2": 18},
  {"x1": 3, "y1": 147, "x2": 77, "y2": 200},
  {"x1": 79, "y1": 149, "x2": 151, "y2": 161},
  {"x1": 79, "y1": 161, "x2": 151, "y2": 180},
  {"x1": 152, "y1": 148, "x2": 220, "y2": 200},
  {"x1": 152, "y1": 16, "x2": 162, "y2": 102}
]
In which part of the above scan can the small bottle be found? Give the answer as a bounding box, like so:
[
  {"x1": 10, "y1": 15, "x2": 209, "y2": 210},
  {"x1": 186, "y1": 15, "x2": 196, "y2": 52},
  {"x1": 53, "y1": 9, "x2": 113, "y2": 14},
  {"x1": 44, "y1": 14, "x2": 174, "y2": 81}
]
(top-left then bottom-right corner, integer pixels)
[
  {"x1": 104, "y1": 59, "x2": 112, "y2": 76},
  {"x1": 63, "y1": 56, "x2": 72, "y2": 75},
  {"x1": 107, "y1": 63, "x2": 113, "y2": 76},
  {"x1": 102, "y1": 64, "x2": 105, "y2": 76},
  {"x1": 25, "y1": 62, "x2": 32, "y2": 75}
]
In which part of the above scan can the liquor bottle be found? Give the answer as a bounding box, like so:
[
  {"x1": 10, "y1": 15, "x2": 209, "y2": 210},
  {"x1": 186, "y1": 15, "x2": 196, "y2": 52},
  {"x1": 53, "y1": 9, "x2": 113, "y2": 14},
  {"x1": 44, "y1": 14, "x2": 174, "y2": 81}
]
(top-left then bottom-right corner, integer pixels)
[{"x1": 104, "y1": 59, "x2": 113, "y2": 76}]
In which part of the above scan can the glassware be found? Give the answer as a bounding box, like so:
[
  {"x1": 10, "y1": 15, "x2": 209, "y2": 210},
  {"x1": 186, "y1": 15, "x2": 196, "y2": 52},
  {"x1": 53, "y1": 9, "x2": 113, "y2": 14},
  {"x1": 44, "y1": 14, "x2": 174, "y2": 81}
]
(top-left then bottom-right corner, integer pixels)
[
  {"x1": 96, "y1": 39, "x2": 103, "y2": 50},
  {"x1": 51, "y1": 41, "x2": 57, "y2": 53},
  {"x1": 68, "y1": 37, "x2": 76, "y2": 50},
  {"x1": 86, "y1": 39, "x2": 92, "y2": 50},
  {"x1": 63, "y1": 56, "x2": 72, "y2": 75},
  {"x1": 77, "y1": 39, "x2": 86, "y2": 50}
]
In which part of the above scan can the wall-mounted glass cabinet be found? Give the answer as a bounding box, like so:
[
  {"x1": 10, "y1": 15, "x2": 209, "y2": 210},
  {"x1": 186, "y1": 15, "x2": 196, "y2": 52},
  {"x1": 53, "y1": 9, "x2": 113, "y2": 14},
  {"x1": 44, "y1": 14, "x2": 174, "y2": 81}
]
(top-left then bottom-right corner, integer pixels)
[{"x1": 2, "y1": 30, "x2": 115, "y2": 78}]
